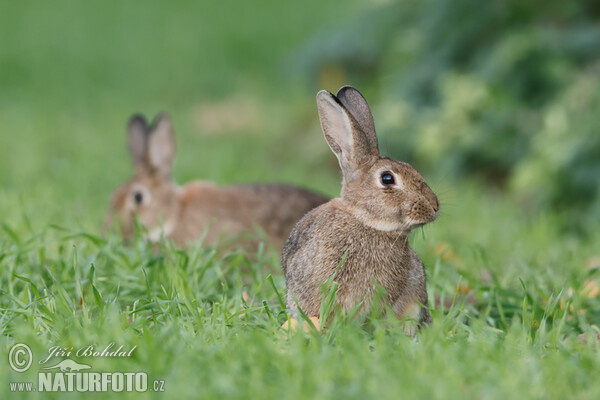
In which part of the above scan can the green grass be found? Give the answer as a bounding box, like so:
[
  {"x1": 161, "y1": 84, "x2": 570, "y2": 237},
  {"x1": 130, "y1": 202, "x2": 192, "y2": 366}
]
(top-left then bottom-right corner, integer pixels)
[
  {"x1": 2, "y1": 185, "x2": 599, "y2": 399},
  {"x1": 2, "y1": 2, "x2": 600, "y2": 399}
]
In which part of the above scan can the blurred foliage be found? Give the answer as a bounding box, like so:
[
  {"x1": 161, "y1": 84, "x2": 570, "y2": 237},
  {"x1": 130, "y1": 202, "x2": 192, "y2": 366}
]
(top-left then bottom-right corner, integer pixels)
[{"x1": 294, "y1": 0, "x2": 600, "y2": 225}]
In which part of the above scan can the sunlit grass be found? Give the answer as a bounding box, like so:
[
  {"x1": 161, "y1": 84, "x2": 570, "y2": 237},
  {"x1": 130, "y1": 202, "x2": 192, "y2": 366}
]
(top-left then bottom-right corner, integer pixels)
[{"x1": 1, "y1": 186, "x2": 600, "y2": 399}]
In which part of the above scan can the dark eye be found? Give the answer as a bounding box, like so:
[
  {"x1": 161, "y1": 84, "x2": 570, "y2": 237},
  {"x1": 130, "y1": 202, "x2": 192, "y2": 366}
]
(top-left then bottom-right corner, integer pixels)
[
  {"x1": 380, "y1": 171, "x2": 395, "y2": 186},
  {"x1": 133, "y1": 191, "x2": 143, "y2": 205}
]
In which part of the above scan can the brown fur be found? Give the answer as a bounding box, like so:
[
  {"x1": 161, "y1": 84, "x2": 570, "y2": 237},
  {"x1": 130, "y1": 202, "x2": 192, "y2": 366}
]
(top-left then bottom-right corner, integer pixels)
[
  {"x1": 105, "y1": 113, "x2": 328, "y2": 250},
  {"x1": 282, "y1": 86, "x2": 439, "y2": 327}
]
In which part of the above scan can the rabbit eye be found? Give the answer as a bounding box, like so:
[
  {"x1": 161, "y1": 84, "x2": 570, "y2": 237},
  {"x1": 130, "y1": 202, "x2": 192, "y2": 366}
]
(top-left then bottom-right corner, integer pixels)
[
  {"x1": 380, "y1": 172, "x2": 395, "y2": 186},
  {"x1": 133, "y1": 191, "x2": 143, "y2": 205}
]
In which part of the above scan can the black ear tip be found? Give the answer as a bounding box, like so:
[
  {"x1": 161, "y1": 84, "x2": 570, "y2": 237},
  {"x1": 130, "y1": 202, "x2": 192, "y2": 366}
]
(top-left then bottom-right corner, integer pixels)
[
  {"x1": 336, "y1": 85, "x2": 364, "y2": 100},
  {"x1": 337, "y1": 85, "x2": 355, "y2": 93},
  {"x1": 129, "y1": 114, "x2": 147, "y2": 129},
  {"x1": 129, "y1": 113, "x2": 146, "y2": 122}
]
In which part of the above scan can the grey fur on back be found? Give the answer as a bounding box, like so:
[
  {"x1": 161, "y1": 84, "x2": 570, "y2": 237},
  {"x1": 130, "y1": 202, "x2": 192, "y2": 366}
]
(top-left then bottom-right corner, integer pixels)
[{"x1": 228, "y1": 183, "x2": 329, "y2": 248}]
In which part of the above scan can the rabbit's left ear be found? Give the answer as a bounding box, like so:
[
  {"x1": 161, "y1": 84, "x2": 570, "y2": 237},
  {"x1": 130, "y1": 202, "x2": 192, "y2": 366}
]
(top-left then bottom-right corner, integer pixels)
[
  {"x1": 336, "y1": 86, "x2": 378, "y2": 153},
  {"x1": 148, "y1": 112, "x2": 177, "y2": 177}
]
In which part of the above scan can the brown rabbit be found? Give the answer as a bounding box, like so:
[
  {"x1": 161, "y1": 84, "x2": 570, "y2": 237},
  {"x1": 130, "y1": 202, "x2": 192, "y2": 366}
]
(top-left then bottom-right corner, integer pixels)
[
  {"x1": 282, "y1": 86, "x2": 439, "y2": 327},
  {"x1": 105, "y1": 113, "x2": 328, "y2": 250}
]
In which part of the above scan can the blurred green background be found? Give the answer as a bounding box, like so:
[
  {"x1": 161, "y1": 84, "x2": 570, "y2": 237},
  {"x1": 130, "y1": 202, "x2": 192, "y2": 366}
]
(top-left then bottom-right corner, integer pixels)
[
  {"x1": 2, "y1": 2, "x2": 600, "y2": 399},
  {"x1": 0, "y1": 0, "x2": 363, "y2": 232},
  {"x1": 1, "y1": 0, "x2": 599, "y2": 236}
]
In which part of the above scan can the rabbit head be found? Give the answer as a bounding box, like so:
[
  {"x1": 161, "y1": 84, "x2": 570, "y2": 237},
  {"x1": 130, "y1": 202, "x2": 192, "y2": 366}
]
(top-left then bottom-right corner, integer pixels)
[
  {"x1": 105, "y1": 113, "x2": 180, "y2": 241},
  {"x1": 317, "y1": 86, "x2": 439, "y2": 232}
]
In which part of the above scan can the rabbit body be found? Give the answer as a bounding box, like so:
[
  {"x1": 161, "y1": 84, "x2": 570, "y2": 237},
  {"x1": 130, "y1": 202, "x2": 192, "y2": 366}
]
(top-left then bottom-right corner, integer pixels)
[
  {"x1": 283, "y1": 199, "x2": 430, "y2": 321},
  {"x1": 282, "y1": 87, "x2": 439, "y2": 325},
  {"x1": 170, "y1": 182, "x2": 329, "y2": 248},
  {"x1": 106, "y1": 113, "x2": 327, "y2": 249}
]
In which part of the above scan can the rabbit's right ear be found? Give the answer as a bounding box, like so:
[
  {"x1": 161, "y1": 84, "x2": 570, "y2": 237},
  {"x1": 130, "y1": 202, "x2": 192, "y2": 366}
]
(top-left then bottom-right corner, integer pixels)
[
  {"x1": 128, "y1": 114, "x2": 149, "y2": 170},
  {"x1": 316, "y1": 90, "x2": 377, "y2": 180},
  {"x1": 147, "y1": 112, "x2": 176, "y2": 178}
]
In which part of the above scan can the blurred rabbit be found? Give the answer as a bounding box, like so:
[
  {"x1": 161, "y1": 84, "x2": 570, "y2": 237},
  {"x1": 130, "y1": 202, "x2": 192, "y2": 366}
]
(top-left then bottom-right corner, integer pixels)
[
  {"x1": 105, "y1": 113, "x2": 328, "y2": 250},
  {"x1": 282, "y1": 86, "x2": 439, "y2": 329}
]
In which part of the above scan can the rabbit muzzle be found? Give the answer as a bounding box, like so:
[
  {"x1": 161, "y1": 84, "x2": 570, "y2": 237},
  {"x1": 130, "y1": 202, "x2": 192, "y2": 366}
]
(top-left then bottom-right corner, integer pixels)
[{"x1": 405, "y1": 192, "x2": 439, "y2": 229}]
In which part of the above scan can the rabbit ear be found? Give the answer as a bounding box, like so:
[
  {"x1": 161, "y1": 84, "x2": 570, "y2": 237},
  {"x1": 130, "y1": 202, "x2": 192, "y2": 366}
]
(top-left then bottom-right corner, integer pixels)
[
  {"x1": 147, "y1": 112, "x2": 176, "y2": 177},
  {"x1": 316, "y1": 90, "x2": 377, "y2": 179},
  {"x1": 128, "y1": 114, "x2": 149, "y2": 170},
  {"x1": 336, "y1": 86, "x2": 378, "y2": 152}
]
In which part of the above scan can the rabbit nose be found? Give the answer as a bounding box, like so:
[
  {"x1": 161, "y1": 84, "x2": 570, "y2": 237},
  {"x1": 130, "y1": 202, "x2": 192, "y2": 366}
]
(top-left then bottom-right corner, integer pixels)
[
  {"x1": 426, "y1": 194, "x2": 439, "y2": 214},
  {"x1": 432, "y1": 199, "x2": 439, "y2": 213}
]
